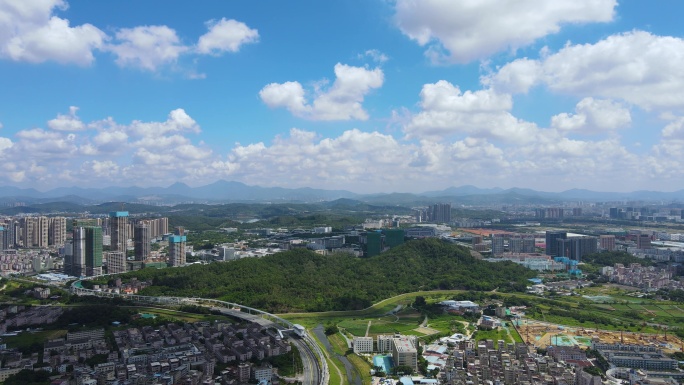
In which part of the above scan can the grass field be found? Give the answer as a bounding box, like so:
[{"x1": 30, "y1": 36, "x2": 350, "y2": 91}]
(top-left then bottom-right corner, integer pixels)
[
  {"x1": 288, "y1": 294, "x2": 472, "y2": 383},
  {"x1": 657, "y1": 304, "x2": 684, "y2": 318},
  {"x1": 311, "y1": 332, "x2": 346, "y2": 385},
  {"x1": 327, "y1": 355, "x2": 345, "y2": 385},
  {"x1": 121, "y1": 306, "x2": 233, "y2": 323},
  {"x1": 347, "y1": 353, "x2": 373, "y2": 384},
  {"x1": 3, "y1": 329, "x2": 67, "y2": 352},
  {"x1": 473, "y1": 328, "x2": 513, "y2": 348},
  {"x1": 509, "y1": 324, "x2": 524, "y2": 343},
  {"x1": 327, "y1": 332, "x2": 374, "y2": 385},
  {"x1": 640, "y1": 304, "x2": 672, "y2": 317}
]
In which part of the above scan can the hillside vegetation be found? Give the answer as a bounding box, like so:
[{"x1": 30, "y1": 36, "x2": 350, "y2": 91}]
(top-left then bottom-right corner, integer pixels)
[{"x1": 124, "y1": 239, "x2": 536, "y2": 313}]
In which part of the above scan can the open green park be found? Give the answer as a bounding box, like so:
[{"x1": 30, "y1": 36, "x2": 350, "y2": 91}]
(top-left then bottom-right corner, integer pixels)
[
  {"x1": 276, "y1": 284, "x2": 684, "y2": 384},
  {"x1": 279, "y1": 290, "x2": 525, "y2": 384}
]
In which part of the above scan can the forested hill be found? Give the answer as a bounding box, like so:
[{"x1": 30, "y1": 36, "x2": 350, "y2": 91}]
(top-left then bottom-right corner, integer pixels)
[{"x1": 125, "y1": 238, "x2": 536, "y2": 313}]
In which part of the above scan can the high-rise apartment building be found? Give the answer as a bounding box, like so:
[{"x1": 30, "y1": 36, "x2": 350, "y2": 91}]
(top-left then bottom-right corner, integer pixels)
[
  {"x1": 492, "y1": 233, "x2": 505, "y2": 256},
  {"x1": 509, "y1": 234, "x2": 536, "y2": 253},
  {"x1": 364, "y1": 231, "x2": 382, "y2": 257},
  {"x1": 110, "y1": 211, "x2": 129, "y2": 252},
  {"x1": 430, "y1": 203, "x2": 451, "y2": 223},
  {"x1": 549, "y1": 208, "x2": 565, "y2": 218},
  {"x1": 19, "y1": 216, "x2": 50, "y2": 248},
  {"x1": 21, "y1": 217, "x2": 34, "y2": 248},
  {"x1": 85, "y1": 226, "x2": 103, "y2": 276},
  {"x1": 609, "y1": 208, "x2": 619, "y2": 218},
  {"x1": 557, "y1": 236, "x2": 597, "y2": 262},
  {"x1": 69, "y1": 226, "x2": 86, "y2": 277},
  {"x1": 545, "y1": 231, "x2": 567, "y2": 257},
  {"x1": 134, "y1": 222, "x2": 151, "y2": 261},
  {"x1": 36, "y1": 216, "x2": 49, "y2": 248},
  {"x1": 106, "y1": 251, "x2": 126, "y2": 274},
  {"x1": 145, "y1": 217, "x2": 169, "y2": 238},
  {"x1": 101, "y1": 217, "x2": 110, "y2": 236},
  {"x1": 637, "y1": 234, "x2": 652, "y2": 249},
  {"x1": 4, "y1": 220, "x2": 18, "y2": 249},
  {"x1": 599, "y1": 235, "x2": 616, "y2": 251},
  {"x1": 168, "y1": 227, "x2": 186, "y2": 267},
  {"x1": 472, "y1": 236, "x2": 483, "y2": 246},
  {"x1": 383, "y1": 229, "x2": 404, "y2": 248},
  {"x1": 48, "y1": 217, "x2": 67, "y2": 246},
  {"x1": 68, "y1": 223, "x2": 102, "y2": 277}
]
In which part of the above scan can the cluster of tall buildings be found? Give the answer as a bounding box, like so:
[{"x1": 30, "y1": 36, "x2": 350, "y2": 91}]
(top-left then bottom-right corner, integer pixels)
[
  {"x1": 534, "y1": 207, "x2": 582, "y2": 218},
  {"x1": 609, "y1": 206, "x2": 681, "y2": 221},
  {"x1": 490, "y1": 233, "x2": 535, "y2": 256},
  {"x1": 0, "y1": 216, "x2": 67, "y2": 249},
  {"x1": 414, "y1": 203, "x2": 452, "y2": 223},
  {"x1": 544, "y1": 231, "x2": 597, "y2": 262},
  {"x1": 361, "y1": 229, "x2": 404, "y2": 257},
  {"x1": 64, "y1": 213, "x2": 177, "y2": 278}
]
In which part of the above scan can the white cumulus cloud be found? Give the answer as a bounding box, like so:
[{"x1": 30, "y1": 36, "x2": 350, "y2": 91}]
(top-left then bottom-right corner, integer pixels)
[
  {"x1": 394, "y1": 0, "x2": 616, "y2": 64},
  {"x1": 0, "y1": 136, "x2": 12, "y2": 154},
  {"x1": 108, "y1": 25, "x2": 188, "y2": 71},
  {"x1": 360, "y1": 49, "x2": 388, "y2": 63},
  {"x1": 0, "y1": 0, "x2": 106, "y2": 65},
  {"x1": 47, "y1": 106, "x2": 86, "y2": 131},
  {"x1": 259, "y1": 63, "x2": 384, "y2": 121},
  {"x1": 127, "y1": 108, "x2": 200, "y2": 137},
  {"x1": 551, "y1": 98, "x2": 631, "y2": 133},
  {"x1": 404, "y1": 80, "x2": 537, "y2": 143},
  {"x1": 486, "y1": 31, "x2": 684, "y2": 111},
  {"x1": 661, "y1": 118, "x2": 684, "y2": 139},
  {"x1": 196, "y1": 18, "x2": 259, "y2": 55}
]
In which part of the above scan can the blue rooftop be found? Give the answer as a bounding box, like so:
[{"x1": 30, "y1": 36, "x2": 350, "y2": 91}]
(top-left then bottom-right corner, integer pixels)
[{"x1": 110, "y1": 211, "x2": 129, "y2": 217}]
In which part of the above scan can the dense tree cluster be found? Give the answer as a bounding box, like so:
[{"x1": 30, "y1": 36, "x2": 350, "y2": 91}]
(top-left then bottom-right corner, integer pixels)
[
  {"x1": 55, "y1": 305, "x2": 134, "y2": 329},
  {"x1": 665, "y1": 289, "x2": 684, "y2": 303},
  {"x1": 581, "y1": 251, "x2": 654, "y2": 267},
  {"x1": 115, "y1": 239, "x2": 536, "y2": 313}
]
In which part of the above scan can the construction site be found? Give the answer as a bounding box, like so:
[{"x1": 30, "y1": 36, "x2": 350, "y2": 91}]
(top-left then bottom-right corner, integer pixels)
[{"x1": 514, "y1": 319, "x2": 684, "y2": 354}]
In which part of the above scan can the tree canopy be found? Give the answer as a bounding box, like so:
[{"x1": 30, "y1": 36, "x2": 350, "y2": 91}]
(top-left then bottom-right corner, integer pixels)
[
  {"x1": 581, "y1": 251, "x2": 654, "y2": 267},
  {"x1": 114, "y1": 238, "x2": 536, "y2": 313}
]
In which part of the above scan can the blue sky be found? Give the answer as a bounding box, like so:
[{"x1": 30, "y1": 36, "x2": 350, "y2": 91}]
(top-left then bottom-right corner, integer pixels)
[{"x1": 1, "y1": 0, "x2": 683, "y2": 194}]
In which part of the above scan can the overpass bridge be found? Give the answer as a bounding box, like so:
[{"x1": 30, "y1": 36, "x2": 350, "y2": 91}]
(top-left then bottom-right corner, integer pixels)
[{"x1": 70, "y1": 281, "x2": 328, "y2": 385}]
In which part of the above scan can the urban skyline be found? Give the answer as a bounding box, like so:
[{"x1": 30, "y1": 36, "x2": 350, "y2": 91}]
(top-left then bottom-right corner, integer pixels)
[{"x1": 1, "y1": 1, "x2": 683, "y2": 194}]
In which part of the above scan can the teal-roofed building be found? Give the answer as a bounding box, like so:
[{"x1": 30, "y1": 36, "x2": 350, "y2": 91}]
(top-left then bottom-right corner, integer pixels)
[
  {"x1": 383, "y1": 229, "x2": 405, "y2": 248},
  {"x1": 365, "y1": 231, "x2": 382, "y2": 257}
]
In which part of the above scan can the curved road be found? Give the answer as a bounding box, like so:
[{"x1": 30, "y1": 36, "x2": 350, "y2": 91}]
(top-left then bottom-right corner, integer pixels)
[
  {"x1": 292, "y1": 336, "x2": 321, "y2": 385},
  {"x1": 70, "y1": 282, "x2": 328, "y2": 385}
]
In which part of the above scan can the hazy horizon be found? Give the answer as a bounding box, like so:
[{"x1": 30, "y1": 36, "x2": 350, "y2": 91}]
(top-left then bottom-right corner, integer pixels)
[{"x1": 4, "y1": 180, "x2": 684, "y2": 197}]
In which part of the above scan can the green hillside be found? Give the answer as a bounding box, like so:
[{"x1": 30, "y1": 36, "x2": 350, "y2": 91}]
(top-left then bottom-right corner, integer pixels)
[{"x1": 119, "y1": 238, "x2": 535, "y2": 313}]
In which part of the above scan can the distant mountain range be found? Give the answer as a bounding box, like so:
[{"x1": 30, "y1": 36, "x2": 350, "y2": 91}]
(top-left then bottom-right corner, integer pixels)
[{"x1": 1, "y1": 180, "x2": 684, "y2": 207}]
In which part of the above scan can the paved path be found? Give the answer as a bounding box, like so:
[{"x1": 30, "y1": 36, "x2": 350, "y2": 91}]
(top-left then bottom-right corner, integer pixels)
[{"x1": 365, "y1": 321, "x2": 372, "y2": 337}]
